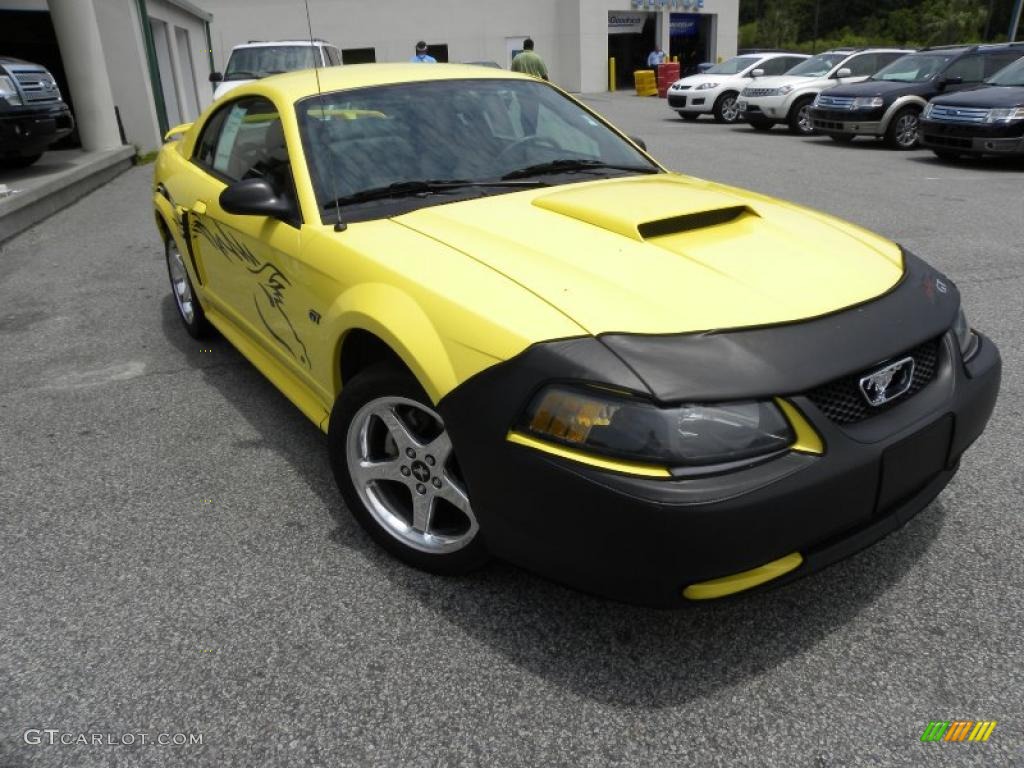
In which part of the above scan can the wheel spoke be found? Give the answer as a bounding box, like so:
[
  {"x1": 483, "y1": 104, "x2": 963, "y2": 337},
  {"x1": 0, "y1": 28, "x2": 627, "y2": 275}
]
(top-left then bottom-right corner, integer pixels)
[
  {"x1": 357, "y1": 458, "x2": 403, "y2": 484},
  {"x1": 437, "y1": 475, "x2": 475, "y2": 521},
  {"x1": 411, "y1": 492, "x2": 435, "y2": 533},
  {"x1": 424, "y1": 430, "x2": 453, "y2": 465},
  {"x1": 374, "y1": 405, "x2": 422, "y2": 451}
]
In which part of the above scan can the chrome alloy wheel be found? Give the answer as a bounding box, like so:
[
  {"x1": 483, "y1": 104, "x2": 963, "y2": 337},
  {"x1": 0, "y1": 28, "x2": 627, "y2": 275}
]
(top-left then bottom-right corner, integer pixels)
[
  {"x1": 346, "y1": 396, "x2": 478, "y2": 554},
  {"x1": 797, "y1": 104, "x2": 815, "y2": 134},
  {"x1": 167, "y1": 240, "x2": 195, "y2": 324},
  {"x1": 894, "y1": 112, "x2": 920, "y2": 148},
  {"x1": 720, "y1": 95, "x2": 740, "y2": 122}
]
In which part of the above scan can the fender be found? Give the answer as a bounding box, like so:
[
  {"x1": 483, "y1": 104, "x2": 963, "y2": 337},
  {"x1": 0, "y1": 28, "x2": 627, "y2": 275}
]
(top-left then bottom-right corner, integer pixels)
[
  {"x1": 879, "y1": 95, "x2": 929, "y2": 133},
  {"x1": 326, "y1": 283, "x2": 460, "y2": 405}
]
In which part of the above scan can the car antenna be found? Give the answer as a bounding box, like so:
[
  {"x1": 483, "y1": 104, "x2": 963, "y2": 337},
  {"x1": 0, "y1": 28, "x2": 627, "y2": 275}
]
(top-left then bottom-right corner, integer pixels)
[{"x1": 304, "y1": 0, "x2": 347, "y2": 232}]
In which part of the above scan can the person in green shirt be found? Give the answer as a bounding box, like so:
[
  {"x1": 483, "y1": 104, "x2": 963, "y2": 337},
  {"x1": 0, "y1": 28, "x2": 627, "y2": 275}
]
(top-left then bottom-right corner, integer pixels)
[{"x1": 511, "y1": 38, "x2": 548, "y2": 81}]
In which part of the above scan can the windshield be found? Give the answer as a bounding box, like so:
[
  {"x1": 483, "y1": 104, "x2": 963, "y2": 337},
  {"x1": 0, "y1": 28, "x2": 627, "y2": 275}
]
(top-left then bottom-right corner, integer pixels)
[
  {"x1": 785, "y1": 53, "x2": 846, "y2": 77},
  {"x1": 704, "y1": 56, "x2": 761, "y2": 75},
  {"x1": 986, "y1": 56, "x2": 1024, "y2": 86},
  {"x1": 871, "y1": 53, "x2": 955, "y2": 82},
  {"x1": 224, "y1": 46, "x2": 319, "y2": 80},
  {"x1": 298, "y1": 79, "x2": 660, "y2": 222}
]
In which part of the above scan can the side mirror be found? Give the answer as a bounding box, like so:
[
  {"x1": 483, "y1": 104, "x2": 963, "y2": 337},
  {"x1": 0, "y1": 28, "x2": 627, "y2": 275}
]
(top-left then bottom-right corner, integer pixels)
[
  {"x1": 219, "y1": 179, "x2": 292, "y2": 219},
  {"x1": 835, "y1": 67, "x2": 852, "y2": 78},
  {"x1": 750, "y1": 68, "x2": 765, "y2": 78},
  {"x1": 629, "y1": 135, "x2": 647, "y2": 151},
  {"x1": 938, "y1": 75, "x2": 963, "y2": 89},
  {"x1": 209, "y1": 71, "x2": 223, "y2": 83}
]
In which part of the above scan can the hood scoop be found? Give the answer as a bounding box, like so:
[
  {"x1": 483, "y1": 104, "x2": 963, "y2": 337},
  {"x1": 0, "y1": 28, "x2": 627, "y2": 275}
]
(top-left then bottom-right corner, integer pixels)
[
  {"x1": 531, "y1": 177, "x2": 758, "y2": 241},
  {"x1": 637, "y1": 206, "x2": 755, "y2": 239}
]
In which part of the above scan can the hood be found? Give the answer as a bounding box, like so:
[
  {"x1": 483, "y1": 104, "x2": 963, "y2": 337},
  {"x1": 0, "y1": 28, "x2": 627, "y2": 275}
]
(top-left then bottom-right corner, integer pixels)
[
  {"x1": 672, "y1": 72, "x2": 744, "y2": 87},
  {"x1": 931, "y1": 84, "x2": 1024, "y2": 108},
  {"x1": 826, "y1": 79, "x2": 922, "y2": 98},
  {"x1": 395, "y1": 174, "x2": 903, "y2": 336},
  {"x1": 744, "y1": 74, "x2": 820, "y2": 89}
]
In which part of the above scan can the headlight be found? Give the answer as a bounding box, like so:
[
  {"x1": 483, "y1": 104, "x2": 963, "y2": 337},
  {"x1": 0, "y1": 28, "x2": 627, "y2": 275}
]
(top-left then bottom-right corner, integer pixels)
[
  {"x1": 518, "y1": 386, "x2": 795, "y2": 467},
  {"x1": 0, "y1": 75, "x2": 22, "y2": 106},
  {"x1": 779, "y1": 84, "x2": 794, "y2": 95},
  {"x1": 952, "y1": 306, "x2": 978, "y2": 362},
  {"x1": 985, "y1": 107, "x2": 1024, "y2": 123},
  {"x1": 852, "y1": 96, "x2": 883, "y2": 109},
  {"x1": 695, "y1": 82, "x2": 719, "y2": 90}
]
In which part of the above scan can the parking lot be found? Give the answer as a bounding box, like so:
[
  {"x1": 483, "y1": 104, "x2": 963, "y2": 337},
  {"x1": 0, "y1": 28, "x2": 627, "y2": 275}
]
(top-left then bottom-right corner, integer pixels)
[{"x1": 1, "y1": 90, "x2": 1022, "y2": 767}]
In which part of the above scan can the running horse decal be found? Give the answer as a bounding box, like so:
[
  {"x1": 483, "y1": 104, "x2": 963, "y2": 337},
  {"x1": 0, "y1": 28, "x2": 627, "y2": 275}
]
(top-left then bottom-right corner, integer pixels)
[{"x1": 191, "y1": 217, "x2": 312, "y2": 369}]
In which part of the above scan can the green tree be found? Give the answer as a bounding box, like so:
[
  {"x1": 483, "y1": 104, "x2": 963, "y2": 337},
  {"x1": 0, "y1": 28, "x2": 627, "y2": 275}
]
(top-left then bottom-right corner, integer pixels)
[{"x1": 920, "y1": 0, "x2": 987, "y2": 43}]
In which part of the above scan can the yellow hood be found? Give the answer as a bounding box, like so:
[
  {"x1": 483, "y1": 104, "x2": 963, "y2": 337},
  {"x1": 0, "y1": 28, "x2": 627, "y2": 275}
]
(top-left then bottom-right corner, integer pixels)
[{"x1": 395, "y1": 174, "x2": 904, "y2": 336}]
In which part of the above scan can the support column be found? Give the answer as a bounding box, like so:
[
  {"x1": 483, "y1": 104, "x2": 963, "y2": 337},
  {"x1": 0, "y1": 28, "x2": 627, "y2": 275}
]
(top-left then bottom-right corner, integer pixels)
[{"x1": 47, "y1": 0, "x2": 122, "y2": 151}]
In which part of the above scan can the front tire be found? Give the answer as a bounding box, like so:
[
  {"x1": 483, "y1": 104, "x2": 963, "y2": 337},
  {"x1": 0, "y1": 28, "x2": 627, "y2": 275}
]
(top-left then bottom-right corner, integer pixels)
[
  {"x1": 932, "y1": 149, "x2": 963, "y2": 161},
  {"x1": 0, "y1": 153, "x2": 42, "y2": 169},
  {"x1": 712, "y1": 92, "x2": 741, "y2": 123},
  {"x1": 328, "y1": 364, "x2": 488, "y2": 575},
  {"x1": 165, "y1": 236, "x2": 209, "y2": 338},
  {"x1": 885, "y1": 107, "x2": 921, "y2": 150},
  {"x1": 829, "y1": 134, "x2": 855, "y2": 144},
  {"x1": 787, "y1": 96, "x2": 817, "y2": 135},
  {"x1": 747, "y1": 115, "x2": 773, "y2": 131}
]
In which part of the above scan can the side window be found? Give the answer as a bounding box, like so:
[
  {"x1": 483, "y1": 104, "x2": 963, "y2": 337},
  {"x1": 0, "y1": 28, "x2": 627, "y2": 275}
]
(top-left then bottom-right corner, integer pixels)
[
  {"x1": 944, "y1": 55, "x2": 984, "y2": 83},
  {"x1": 843, "y1": 54, "x2": 877, "y2": 77},
  {"x1": 984, "y1": 52, "x2": 1024, "y2": 77},
  {"x1": 759, "y1": 57, "x2": 790, "y2": 76},
  {"x1": 782, "y1": 56, "x2": 805, "y2": 73},
  {"x1": 193, "y1": 108, "x2": 229, "y2": 168},
  {"x1": 875, "y1": 52, "x2": 904, "y2": 70}
]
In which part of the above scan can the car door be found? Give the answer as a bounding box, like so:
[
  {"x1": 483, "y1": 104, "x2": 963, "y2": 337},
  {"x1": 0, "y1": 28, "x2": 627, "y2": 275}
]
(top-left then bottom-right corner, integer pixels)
[{"x1": 187, "y1": 95, "x2": 312, "y2": 376}]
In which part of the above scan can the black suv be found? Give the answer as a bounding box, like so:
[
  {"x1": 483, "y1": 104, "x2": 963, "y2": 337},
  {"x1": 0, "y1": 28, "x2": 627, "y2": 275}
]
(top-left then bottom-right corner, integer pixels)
[
  {"x1": 920, "y1": 54, "x2": 1024, "y2": 160},
  {"x1": 809, "y1": 44, "x2": 1024, "y2": 149},
  {"x1": 0, "y1": 56, "x2": 75, "y2": 169}
]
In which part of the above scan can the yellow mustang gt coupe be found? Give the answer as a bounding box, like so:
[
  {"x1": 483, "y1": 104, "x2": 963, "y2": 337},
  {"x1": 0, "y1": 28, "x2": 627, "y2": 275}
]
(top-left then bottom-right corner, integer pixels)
[{"x1": 153, "y1": 64, "x2": 1000, "y2": 606}]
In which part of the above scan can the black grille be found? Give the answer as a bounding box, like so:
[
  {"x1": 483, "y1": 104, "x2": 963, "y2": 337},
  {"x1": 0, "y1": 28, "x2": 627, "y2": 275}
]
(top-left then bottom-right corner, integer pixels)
[{"x1": 805, "y1": 338, "x2": 941, "y2": 425}]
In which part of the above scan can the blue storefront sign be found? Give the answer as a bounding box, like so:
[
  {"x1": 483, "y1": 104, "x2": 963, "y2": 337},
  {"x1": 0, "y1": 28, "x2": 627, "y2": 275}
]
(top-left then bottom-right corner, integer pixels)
[{"x1": 670, "y1": 13, "x2": 701, "y2": 37}]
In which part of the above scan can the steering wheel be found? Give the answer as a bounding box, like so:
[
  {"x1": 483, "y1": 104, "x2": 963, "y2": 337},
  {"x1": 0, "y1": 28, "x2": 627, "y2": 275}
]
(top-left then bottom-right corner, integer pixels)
[{"x1": 496, "y1": 135, "x2": 561, "y2": 162}]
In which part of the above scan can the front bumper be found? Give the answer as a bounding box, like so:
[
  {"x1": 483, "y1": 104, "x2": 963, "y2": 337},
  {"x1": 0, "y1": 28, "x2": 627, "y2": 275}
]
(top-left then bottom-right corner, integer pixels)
[
  {"x1": 810, "y1": 107, "x2": 885, "y2": 137},
  {"x1": 668, "y1": 89, "x2": 715, "y2": 113},
  {"x1": 0, "y1": 103, "x2": 74, "y2": 156},
  {"x1": 738, "y1": 94, "x2": 791, "y2": 122},
  {"x1": 438, "y1": 256, "x2": 1000, "y2": 607},
  {"x1": 920, "y1": 118, "x2": 1024, "y2": 155}
]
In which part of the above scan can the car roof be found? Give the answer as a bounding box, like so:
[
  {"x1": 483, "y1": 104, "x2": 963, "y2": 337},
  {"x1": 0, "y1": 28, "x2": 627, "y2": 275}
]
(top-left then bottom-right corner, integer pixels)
[
  {"x1": 247, "y1": 62, "x2": 534, "y2": 100},
  {"x1": 232, "y1": 40, "x2": 331, "y2": 50}
]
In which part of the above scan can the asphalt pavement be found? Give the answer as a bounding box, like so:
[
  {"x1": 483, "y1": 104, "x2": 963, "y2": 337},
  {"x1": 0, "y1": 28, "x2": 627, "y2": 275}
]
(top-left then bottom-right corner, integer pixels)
[{"x1": 1, "y1": 91, "x2": 1022, "y2": 767}]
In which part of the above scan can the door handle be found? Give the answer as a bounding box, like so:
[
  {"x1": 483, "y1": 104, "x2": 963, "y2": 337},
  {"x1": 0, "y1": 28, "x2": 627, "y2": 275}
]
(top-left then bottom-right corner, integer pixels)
[{"x1": 192, "y1": 200, "x2": 208, "y2": 215}]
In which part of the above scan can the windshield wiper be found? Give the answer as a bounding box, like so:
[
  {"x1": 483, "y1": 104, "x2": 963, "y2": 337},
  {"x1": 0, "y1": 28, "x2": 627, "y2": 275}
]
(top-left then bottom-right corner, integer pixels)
[
  {"x1": 324, "y1": 179, "x2": 545, "y2": 209},
  {"x1": 502, "y1": 159, "x2": 659, "y2": 180}
]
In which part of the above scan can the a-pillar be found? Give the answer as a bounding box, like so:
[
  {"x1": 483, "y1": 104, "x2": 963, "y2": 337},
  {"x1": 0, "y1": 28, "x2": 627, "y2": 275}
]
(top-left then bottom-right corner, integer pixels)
[{"x1": 47, "y1": 0, "x2": 122, "y2": 151}]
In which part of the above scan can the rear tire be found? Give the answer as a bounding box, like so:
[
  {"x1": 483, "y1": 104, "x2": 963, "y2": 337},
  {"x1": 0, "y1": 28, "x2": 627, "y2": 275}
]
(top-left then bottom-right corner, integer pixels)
[
  {"x1": 885, "y1": 107, "x2": 921, "y2": 150},
  {"x1": 328, "y1": 364, "x2": 489, "y2": 575},
  {"x1": 712, "y1": 92, "x2": 741, "y2": 124},
  {"x1": 165, "y1": 236, "x2": 209, "y2": 339},
  {"x1": 787, "y1": 96, "x2": 816, "y2": 135}
]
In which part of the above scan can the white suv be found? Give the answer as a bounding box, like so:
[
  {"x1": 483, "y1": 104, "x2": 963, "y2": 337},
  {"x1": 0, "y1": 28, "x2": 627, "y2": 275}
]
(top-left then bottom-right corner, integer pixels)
[
  {"x1": 210, "y1": 39, "x2": 342, "y2": 100},
  {"x1": 737, "y1": 48, "x2": 911, "y2": 135},
  {"x1": 667, "y1": 52, "x2": 808, "y2": 123}
]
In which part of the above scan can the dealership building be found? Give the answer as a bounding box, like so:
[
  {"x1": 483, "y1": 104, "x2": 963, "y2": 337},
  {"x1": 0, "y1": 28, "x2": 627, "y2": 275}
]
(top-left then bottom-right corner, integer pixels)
[{"x1": 1, "y1": 0, "x2": 737, "y2": 157}]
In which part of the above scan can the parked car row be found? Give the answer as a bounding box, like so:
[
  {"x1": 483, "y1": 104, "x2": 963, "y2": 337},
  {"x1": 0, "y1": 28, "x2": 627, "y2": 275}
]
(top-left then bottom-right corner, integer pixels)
[{"x1": 669, "y1": 43, "x2": 1024, "y2": 160}]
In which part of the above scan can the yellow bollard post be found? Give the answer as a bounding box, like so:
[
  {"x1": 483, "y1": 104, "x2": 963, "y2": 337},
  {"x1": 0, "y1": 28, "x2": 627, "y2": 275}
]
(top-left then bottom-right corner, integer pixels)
[{"x1": 609, "y1": 57, "x2": 616, "y2": 92}]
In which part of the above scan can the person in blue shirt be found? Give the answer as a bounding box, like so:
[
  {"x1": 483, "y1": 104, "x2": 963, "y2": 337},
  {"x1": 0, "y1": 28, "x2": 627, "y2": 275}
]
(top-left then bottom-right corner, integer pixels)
[
  {"x1": 647, "y1": 46, "x2": 667, "y2": 67},
  {"x1": 410, "y1": 41, "x2": 437, "y2": 63}
]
